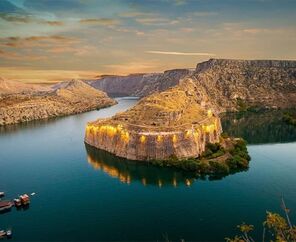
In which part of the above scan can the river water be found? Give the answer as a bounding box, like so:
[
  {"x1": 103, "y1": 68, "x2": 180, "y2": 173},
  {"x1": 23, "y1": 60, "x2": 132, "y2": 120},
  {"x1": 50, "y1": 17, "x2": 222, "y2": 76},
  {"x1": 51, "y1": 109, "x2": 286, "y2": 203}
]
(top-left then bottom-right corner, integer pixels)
[{"x1": 0, "y1": 98, "x2": 296, "y2": 241}]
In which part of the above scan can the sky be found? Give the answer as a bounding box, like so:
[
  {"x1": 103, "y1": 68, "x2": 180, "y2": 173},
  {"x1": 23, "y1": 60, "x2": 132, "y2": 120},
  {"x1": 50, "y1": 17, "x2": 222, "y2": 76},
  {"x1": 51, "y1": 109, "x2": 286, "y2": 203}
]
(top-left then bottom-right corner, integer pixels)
[{"x1": 0, "y1": 0, "x2": 295, "y2": 83}]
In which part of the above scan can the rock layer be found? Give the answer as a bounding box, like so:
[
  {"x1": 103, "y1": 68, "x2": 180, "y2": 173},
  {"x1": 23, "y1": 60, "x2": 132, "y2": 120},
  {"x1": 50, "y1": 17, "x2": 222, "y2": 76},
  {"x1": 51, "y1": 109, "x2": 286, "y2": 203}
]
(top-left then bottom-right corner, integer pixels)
[
  {"x1": 0, "y1": 79, "x2": 116, "y2": 125},
  {"x1": 85, "y1": 79, "x2": 222, "y2": 161},
  {"x1": 87, "y1": 59, "x2": 296, "y2": 111},
  {"x1": 192, "y1": 59, "x2": 296, "y2": 111}
]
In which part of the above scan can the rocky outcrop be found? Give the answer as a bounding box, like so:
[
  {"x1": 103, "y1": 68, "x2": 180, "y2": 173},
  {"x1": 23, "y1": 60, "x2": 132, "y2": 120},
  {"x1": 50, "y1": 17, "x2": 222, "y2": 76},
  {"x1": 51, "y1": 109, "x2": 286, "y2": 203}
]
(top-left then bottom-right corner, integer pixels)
[
  {"x1": 0, "y1": 79, "x2": 116, "y2": 125},
  {"x1": 86, "y1": 69, "x2": 193, "y2": 97},
  {"x1": 85, "y1": 79, "x2": 222, "y2": 161},
  {"x1": 191, "y1": 59, "x2": 296, "y2": 111}
]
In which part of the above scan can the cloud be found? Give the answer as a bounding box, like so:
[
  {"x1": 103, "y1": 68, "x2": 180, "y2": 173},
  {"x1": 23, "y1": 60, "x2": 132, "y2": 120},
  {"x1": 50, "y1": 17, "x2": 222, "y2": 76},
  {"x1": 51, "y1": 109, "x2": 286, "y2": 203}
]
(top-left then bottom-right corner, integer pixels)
[
  {"x1": 135, "y1": 17, "x2": 179, "y2": 26},
  {"x1": 0, "y1": 35, "x2": 78, "y2": 49},
  {"x1": 146, "y1": 51, "x2": 216, "y2": 56},
  {"x1": 0, "y1": 48, "x2": 47, "y2": 61},
  {"x1": 79, "y1": 18, "x2": 120, "y2": 26},
  {"x1": 192, "y1": 11, "x2": 218, "y2": 17},
  {"x1": 0, "y1": 13, "x2": 30, "y2": 23},
  {"x1": 0, "y1": 13, "x2": 64, "y2": 25},
  {"x1": 174, "y1": 0, "x2": 187, "y2": 6}
]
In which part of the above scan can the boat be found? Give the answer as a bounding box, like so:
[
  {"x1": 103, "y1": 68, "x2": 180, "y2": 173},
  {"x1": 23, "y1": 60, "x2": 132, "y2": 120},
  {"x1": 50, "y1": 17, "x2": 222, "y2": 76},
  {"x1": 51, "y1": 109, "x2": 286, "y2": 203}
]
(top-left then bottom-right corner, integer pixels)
[
  {"x1": 0, "y1": 229, "x2": 12, "y2": 239},
  {"x1": 13, "y1": 198, "x2": 22, "y2": 207},
  {"x1": 6, "y1": 229, "x2": 12, "y2": 238},
  {"x1": 0, "y1": 201, "x2": 13, "y2": 212},
  {"x1": 0, "y1": 230, "x2": 6, "y2": 238},
  {"x1": 19, "y1": 194, "x2": 30, "y2": 205},
  {"x1": 0, "y1": 192, "x2": 4, "y2": 197}
]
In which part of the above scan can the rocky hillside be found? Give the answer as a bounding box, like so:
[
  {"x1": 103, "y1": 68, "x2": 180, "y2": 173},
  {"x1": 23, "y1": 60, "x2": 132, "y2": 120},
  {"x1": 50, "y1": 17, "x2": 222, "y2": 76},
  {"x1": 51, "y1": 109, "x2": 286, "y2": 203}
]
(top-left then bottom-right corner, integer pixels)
[
  {"x1": 86, "y1": 68, "x2": 193, "y2": 97},
  {"x1": 87, "y1": 59, "x2": 296, "y2": 111},
  {"x1": 0, "y1": 79, "x2": 116, "y2": 125},
  {"x1": 191, "y1": 59, "x2": 296, "y2": 111}
]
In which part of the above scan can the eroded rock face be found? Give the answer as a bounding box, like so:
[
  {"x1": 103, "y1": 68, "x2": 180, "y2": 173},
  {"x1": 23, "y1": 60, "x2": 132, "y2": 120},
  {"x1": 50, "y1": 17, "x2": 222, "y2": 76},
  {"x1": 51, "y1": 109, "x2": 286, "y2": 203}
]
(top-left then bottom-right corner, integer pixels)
[
  {"x1": 87, "y1": 59, "x2": 296, "y2": 111},
  {"x1": 0, "y1": 79, "x2": 116, "y2": 125},
  {"x1": 192, "y1": 59, "x2": 296, "y2": 111},
  {"x1": 86, "y1": 69, "x2": 193, "y2": 97},
  {"x1": 85, "y1": 80, "x2": 222, "y2": 161}
]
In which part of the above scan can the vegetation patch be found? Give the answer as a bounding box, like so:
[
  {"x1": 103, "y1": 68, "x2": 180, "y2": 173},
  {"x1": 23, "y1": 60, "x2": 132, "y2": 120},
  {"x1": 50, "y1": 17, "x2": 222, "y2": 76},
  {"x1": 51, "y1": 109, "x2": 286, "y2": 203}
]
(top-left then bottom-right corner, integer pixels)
[
  {"x1": 283, "y1": 111, "x2": 296, "y2": 126},
  {"x1": 150, "y1": 137, "x2": 250, "y2": 176}
]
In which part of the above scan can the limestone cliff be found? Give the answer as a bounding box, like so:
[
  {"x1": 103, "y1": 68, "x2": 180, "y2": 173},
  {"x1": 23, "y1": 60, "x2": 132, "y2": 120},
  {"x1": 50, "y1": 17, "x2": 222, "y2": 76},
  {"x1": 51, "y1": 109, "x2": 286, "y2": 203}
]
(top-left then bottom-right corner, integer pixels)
[
  {"x1": 86, "y1": 69, "x2": 193, "y2": 97},
  {"x1": 87, "y1": 59, "x2": 296, "y2": 111},
  {"x1": 191, "y1": 59, "x2": 296, "y2": 111},
  {"x1": 0, "y1": 79, "x2": 116, "y2": 125},
  {"x1": 85, "y1": 79, "x2": 222, "y2": 161}
]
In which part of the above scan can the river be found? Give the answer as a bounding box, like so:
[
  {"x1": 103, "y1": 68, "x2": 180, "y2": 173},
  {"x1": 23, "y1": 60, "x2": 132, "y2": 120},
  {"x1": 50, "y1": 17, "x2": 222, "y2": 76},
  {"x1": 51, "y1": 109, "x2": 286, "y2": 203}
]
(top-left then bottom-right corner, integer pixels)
[{"x1": 0, "y1": 97, "x2": 296, "y2": 241}]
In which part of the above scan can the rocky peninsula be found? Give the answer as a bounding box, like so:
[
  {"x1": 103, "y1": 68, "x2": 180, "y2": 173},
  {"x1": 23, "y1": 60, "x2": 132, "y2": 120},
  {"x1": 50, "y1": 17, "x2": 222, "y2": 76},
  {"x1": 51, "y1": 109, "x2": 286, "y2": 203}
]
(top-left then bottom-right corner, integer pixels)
[
  {"x1": 0, "y1": 79, "x2": 116, "y2": 126},
  {"x1": 85, "y1": 79, "x2": 222, "y2": 161},
  {"x1": 85, "y1": 78, "x2": 250, "y2": 174}
]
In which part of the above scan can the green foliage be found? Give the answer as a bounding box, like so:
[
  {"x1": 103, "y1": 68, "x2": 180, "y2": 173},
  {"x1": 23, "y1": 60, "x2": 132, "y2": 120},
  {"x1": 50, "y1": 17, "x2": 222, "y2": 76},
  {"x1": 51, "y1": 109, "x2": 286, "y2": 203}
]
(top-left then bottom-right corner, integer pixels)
[
  {"x1": 227, "y1": 207, "x2": 296, "y2": 242},
  {"x1": 201, "y1": 143, "x2": 225, "y2": 159},
  {"x1": 209, "y1": 160, "x2": 230, "y2": 174},
  {"x1": 150, "y1": 139, "x2": 250, "y2": 176},
  {"x1": 283, "y1": 112, "x2": 296, "y2": 126}
]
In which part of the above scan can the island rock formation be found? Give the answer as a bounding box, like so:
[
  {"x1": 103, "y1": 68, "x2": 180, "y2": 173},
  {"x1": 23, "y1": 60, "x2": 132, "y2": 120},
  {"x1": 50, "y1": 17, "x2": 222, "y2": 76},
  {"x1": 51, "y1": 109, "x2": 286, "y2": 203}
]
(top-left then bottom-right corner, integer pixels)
[
  {"x1": 85, "y1": 79, "x2": 222, "y2": 161},
  {"x1": 0, "y1": 79, "x2": 116, "y2": 125}
]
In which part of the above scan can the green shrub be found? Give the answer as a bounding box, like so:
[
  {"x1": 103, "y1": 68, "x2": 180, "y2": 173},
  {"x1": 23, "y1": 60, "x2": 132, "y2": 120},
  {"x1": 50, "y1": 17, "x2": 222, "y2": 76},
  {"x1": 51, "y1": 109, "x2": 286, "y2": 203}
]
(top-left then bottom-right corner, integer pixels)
[{"x1": 209, "y1": 160, "x2": 230, "y2": 174}]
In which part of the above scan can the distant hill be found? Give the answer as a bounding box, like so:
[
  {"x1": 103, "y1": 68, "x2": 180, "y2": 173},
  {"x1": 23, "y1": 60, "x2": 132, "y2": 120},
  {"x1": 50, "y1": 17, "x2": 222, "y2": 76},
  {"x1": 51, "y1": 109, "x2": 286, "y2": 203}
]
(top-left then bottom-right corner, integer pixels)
[
  {"x1": 86, "y1": 69, "x2": 193, "y2": 97},
  {"x1": 0, "y1": 77, "x2": 49, "y2": 95},
  {"x1": 0, "y1": 79, "x2": 116, "y2": 125}
]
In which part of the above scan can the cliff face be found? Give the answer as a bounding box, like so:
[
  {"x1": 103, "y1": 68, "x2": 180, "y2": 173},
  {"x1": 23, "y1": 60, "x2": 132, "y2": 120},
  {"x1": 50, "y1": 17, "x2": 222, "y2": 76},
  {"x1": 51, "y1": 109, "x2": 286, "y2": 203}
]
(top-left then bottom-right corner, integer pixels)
[
  {"x1": 85, "y1": 79, "x2": 222, "y2": 161},
  {"x1": 192, "y1": 59, "x2": 296, "y2": 111},
  {"x1": 0, "y1": 79, "x2": 116, "y2": 125},
  {"x1": 87, "y1": 59, "x2": 296, "y2": 111},
  {"x1": 86, "y1": 69, "x2": 193, "y2": 97}
]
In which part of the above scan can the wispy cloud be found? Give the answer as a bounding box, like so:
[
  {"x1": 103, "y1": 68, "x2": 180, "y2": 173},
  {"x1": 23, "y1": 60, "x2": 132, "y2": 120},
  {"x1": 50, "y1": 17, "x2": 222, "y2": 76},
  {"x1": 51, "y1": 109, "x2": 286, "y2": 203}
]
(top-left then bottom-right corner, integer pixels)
[
  {"x1": 146, "y1": 51, "x2": 216, "y2": 56},
  {"x1": 79, "y1": 18, "x2": 120, "y2": 26},
  {"x1": 174, "y1": 0, "x2": 187, "y2": 6},
  {"x1": 0, "y1": 13, "x2": 64, "y2": 26}
]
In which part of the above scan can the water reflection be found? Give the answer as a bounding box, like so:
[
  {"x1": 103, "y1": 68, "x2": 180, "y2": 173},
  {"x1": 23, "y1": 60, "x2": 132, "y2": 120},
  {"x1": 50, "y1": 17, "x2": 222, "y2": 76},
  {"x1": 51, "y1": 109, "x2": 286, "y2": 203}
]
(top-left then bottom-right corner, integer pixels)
[
  {"x1": 85, "y1": 144, "x2": 198, "y2": 187},
  {"x1": 221, "y1": 110, "x2": 296, "y2": 144}
]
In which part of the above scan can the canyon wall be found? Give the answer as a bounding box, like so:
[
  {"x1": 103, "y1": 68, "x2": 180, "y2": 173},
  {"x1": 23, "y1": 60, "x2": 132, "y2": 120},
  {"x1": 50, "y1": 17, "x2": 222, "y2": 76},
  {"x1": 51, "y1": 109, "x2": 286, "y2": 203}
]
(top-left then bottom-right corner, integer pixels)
[
  {"x1": 87, "y1": 59, "x2": 296, "y2": 111},
  {"x1": 192, "y1": 59, "x2": 296, "y2": 111},
  {"x1": 85, "y1": 80, "x2": 222, "y2": 161},
  {"x1": 86, "y1": 69, "x2": 193, "y2": 97}
]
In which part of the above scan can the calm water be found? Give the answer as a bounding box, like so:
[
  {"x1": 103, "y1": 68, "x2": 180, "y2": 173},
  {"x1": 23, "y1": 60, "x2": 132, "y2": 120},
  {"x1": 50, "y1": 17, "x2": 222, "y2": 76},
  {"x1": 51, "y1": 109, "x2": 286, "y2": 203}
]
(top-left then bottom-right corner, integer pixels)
[{"x1": 1, "y1": 98, "x2": 296, "y2": 242}]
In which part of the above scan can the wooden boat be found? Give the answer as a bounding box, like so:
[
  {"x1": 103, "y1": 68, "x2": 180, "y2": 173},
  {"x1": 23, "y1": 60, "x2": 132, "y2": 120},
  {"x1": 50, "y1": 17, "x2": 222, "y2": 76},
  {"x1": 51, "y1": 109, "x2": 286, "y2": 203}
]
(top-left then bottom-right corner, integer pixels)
[
  {"x1": 0, "y1": 230, "x2": 6, "y2": 238},
  {"x1": 0, "y1": 201, "x2": 13, "y2": 212}
]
